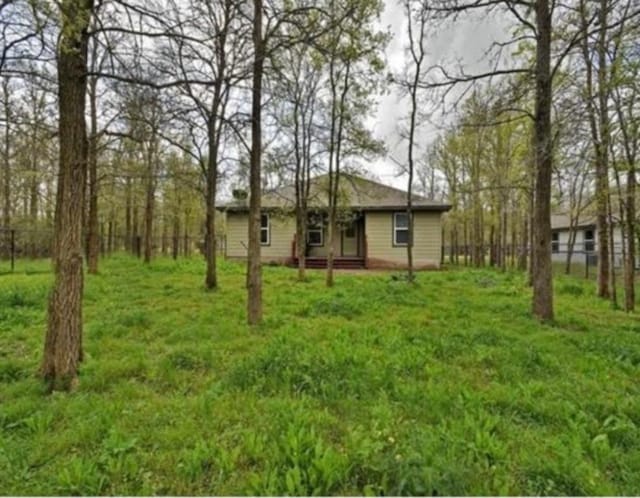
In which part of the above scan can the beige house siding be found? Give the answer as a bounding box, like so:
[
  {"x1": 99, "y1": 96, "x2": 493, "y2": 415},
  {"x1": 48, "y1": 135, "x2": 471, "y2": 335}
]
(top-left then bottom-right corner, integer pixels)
[
  {"x1": 365, "y1": 211, "x2": 442, "y2": 268},
  {"x1": 225, "y1": 209, "x2": 443, "y2": 268},
  {"x1": 226, "y1": 212, "x2": 296, "y2": 262}
]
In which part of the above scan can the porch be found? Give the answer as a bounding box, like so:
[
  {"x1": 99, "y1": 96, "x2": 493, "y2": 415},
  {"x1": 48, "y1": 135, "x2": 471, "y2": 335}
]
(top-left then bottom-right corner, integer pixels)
[
  {"x1": 290, "y1": 256, "x2": 366, "y2": 269},
  {"x1": 288, "y1": 213, "x2": 369, "y2": 269}
]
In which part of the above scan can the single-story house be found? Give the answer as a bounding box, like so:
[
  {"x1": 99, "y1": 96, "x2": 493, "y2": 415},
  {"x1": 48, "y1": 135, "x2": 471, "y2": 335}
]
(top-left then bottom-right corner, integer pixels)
[
  {"x1": 551, "y1": 214, "x2": 625, "y2": 266},
  {"x1": 218, "y1": 173, "x2": 451, "y2": 269}
]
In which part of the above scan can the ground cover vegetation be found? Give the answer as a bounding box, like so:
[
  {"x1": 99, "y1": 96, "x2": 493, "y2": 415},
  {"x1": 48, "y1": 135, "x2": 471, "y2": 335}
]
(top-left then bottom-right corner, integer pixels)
[{"x1": 1, "y1": 255, "x2": 639, "y2": 495}]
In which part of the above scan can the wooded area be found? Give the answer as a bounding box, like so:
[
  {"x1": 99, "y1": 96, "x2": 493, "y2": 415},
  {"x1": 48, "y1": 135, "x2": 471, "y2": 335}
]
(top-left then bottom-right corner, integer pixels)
[{"x1": 1, "y1": 0, "x2": 639, "y2": 390}]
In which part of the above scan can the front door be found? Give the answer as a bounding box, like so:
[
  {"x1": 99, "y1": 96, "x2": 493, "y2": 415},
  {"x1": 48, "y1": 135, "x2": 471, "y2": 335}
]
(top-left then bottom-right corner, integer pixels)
[{"x1": 341, "y1": 220, "x2": 359, "y2": 256}]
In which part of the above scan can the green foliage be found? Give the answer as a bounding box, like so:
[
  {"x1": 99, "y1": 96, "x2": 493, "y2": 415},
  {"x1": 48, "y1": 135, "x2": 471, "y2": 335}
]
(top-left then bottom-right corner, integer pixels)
[
  {"x1": 0, "y1": 256, "x2": 639, "y2": 494},
  {"x1": 246, "y1": 422, "x2": 348, "y2": 495}
]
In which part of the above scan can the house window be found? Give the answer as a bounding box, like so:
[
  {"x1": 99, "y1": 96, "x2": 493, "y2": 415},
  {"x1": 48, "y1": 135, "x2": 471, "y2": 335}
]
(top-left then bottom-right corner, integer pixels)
[
  {"x1": 551, "y1": 232, "x2": 559, "y2": 253},
  {"x1": 307, "y1": 217, "x2": 323, "y2": 246},
  {"x1": 260, "y1": 213, "x2": 270, "y2": 246},
  {"x1": 584, "y1": 229, "x2": 594, "y2": 253},
  {"x1": 393, "y1": 212, "x2": 410, "y2": 246}
]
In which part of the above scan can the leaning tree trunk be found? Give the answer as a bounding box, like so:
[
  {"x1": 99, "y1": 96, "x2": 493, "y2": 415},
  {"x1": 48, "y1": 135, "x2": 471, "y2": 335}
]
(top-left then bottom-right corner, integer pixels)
[
  {"x1": 42, "y1": 0, "x2": 94, "y2": 392},
  {"x1": 531, "y1": 0, "x2": 554, "y2": 322}
]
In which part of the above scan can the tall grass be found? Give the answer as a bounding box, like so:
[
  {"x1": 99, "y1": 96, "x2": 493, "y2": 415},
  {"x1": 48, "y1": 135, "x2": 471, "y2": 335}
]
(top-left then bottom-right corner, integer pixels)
[{"x1": 0, "y1": 254, "x2": 639, "y2": 494}]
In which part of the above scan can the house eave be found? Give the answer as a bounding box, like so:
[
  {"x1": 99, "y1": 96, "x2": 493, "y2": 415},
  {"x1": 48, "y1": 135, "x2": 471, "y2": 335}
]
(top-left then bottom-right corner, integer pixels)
[
  {"x1": 218, "y1": 204, "x2": 452, "y2": 213},
  {"x1": 551, "y1": 222, "x2": 597, "y2": 231}
]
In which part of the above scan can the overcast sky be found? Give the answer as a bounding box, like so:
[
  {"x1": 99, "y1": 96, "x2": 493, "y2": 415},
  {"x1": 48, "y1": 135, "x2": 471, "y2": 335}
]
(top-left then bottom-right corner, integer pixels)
[{"x1": 368, "y1": 3, "x2": 510, "y2": 190}]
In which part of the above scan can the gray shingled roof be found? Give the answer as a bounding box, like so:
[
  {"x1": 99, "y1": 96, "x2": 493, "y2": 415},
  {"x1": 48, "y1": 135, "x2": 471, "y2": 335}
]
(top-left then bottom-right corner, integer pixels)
[{"x1": 220, "y1": 173, "x2": 451, "y2": 212}]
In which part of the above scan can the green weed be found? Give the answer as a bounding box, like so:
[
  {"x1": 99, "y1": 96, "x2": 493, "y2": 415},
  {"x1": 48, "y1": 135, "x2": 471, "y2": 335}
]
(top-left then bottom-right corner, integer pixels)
[{"x1": 0, "y1": 255, "x2": 638, "y2": 495}]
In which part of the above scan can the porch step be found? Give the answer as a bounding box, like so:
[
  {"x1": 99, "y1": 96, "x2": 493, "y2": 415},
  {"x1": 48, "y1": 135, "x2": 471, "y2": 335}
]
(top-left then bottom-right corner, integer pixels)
[{"x1": 291, "y1": 257, "x2": 365, "y2": 269}]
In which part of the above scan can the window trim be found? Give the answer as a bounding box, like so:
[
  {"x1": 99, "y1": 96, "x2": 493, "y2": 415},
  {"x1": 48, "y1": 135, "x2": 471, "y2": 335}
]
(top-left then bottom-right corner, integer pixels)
[
  {"x1": 584, "y1": 229, "x2": 595, "y2": 253},
  {"x1": 307, "y1": 222, "x2": 324, "y2": 247},
  {"x1": 260, "y1": 213, "x2": 270, "y2": 246},
  {"x1": 392, "y1": 212, "x2": 411, "y2": 247}
]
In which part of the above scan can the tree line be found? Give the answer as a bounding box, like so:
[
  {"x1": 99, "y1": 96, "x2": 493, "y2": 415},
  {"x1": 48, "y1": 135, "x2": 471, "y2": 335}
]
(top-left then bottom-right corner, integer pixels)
[{"x1": 419, "y1": 0, "x2": 639, "y2": 314}]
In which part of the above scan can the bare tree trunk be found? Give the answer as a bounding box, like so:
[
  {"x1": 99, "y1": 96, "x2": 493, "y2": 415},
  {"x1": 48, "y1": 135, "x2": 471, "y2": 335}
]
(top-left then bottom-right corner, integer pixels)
[
  {"x1": 608, "y1": 191, "x2": 617, "y2": 308},
  {"x1": 325, "y1": 65, "x2": 338, "y2": 288},
  {"x1": 326, "y1": 61, "x2": 351, "y2": 287},
  {"x1": 42, "y1": 0, "x2": 93, "y2": 392},
  {"x1": 624, "y1": 170, "x2": 636, "y2": 311},
  {"x1": 565, "y1": 223, "x2": 577, "y2": 275},
  {"x1": 489, "y1": 222, "x2": 496, "y2": 266},
  {"x1": 86, "y1": 74, "x2": 99, "y2": 274},
  {"x1": 296, "y1": 207, "x2": 306, "y2": 281},
  {"x1": 161, "y1": 220, "x2": 168, "y2": 255},
  {"x1": 143, "y1": 144, "x2": 156, "y2": 264},
  {"x1": 29, "y1": 126, "x2": 39, "y2": 258},
  {"x1": 518, "y1": 215, "x2": 528, "y2": 271},
  {"x1": 172, "y1": 214, "x2": 180, "y2": 260},
  {"x1": 404, "y1": 1, "x2": 426, "y2": 281},
  {"x1": 326, "y1": 201, "x2": 337, "y2": 287},
  {"x1": 247, "y1": 0, "x2": 264, "y2": 325},
  {"x1": 501, "y1": 208, "x2": 508, "y2": 271},
  {"x1": 463, "y1": 217, "x2": 468, "y2": 266},
  {"x1": 205, "y1": 119, "x2": 219, "y2": 290},
  {"x1": 450, "y1": 228, "x2": 455, "y2": 264},
  {"x1": 100, "y1": 221, "x2": 105, "y2": 255},
  {"x1": 107, "y1": 220, "x2": 113, "y2": 254},
  {"x1": 2, "y1": 78, "x2": 11, "y2": 228},
  {"x1": 133, "y1": 201, "x2": 139, "y2": 257},
  {"x1": 531, "y1": 0, "x2": 554, "y2": 321},
  {"x1": 596, "y1": 0, "x2": 612, "y2": 299},
  {"x1": 183, "y1": 208, "x2": 190, "y2": 256},
  {"x1": 527, "y1": 160, "x2": 535, "y2": 285},
  {"x1": 610, "y1": 43, "x2": 637, "y2": 311},
  {"x1": 125, "y1": 176, "x2": 132, "y2": 252},
  {"x1": 510, "y1": 216, "x2": 517, "y2": 269},
  {"x1": 580, "y1": 0, "x2": 610, "y2": 298},
  {"x1": 472, "y1": 187, "x2": 482, "y2": 267}
]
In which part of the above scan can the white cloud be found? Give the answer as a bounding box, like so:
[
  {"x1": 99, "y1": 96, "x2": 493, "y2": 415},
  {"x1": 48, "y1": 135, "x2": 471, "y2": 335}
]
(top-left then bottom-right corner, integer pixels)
[{"x1": 366, "y1": 5, "x2": 511, "y2": 191}]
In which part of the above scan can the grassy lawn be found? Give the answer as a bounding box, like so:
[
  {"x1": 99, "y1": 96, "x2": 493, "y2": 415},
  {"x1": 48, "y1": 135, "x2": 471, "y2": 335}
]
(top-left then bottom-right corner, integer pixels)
[{"x1": 1, "y1": 255, "x2": 640, "y2": 495}]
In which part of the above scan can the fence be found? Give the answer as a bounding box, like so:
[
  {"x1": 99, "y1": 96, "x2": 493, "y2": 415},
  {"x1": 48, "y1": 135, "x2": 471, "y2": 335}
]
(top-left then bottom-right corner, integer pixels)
[
  {"x1": 442, "y1": 241, "x2": 637, "y2": 280},
  {"x1": 0, "y1": 227, "x2": 226, "y2": 273}
]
